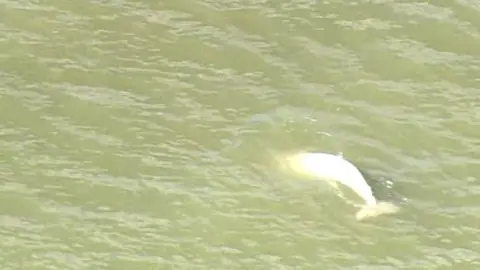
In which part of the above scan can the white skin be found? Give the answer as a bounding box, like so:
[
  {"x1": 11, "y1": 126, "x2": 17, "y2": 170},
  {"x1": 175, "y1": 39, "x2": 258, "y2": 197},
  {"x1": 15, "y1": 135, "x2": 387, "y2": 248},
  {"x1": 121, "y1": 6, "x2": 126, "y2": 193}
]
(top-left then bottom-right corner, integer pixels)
[
  {"x1": 285, "y1": 152, "x2": 376, "y2": 204},
  {"x1": 284, "y1": 152, "x2": 399, "y2": 220}
]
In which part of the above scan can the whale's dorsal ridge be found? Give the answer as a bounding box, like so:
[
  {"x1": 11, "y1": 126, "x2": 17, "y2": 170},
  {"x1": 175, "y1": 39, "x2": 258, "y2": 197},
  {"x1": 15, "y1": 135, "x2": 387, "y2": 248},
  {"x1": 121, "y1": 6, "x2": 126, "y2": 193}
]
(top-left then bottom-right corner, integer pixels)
[{"x1": 283, "y1": 151, "x2": 400, "y2": 220}]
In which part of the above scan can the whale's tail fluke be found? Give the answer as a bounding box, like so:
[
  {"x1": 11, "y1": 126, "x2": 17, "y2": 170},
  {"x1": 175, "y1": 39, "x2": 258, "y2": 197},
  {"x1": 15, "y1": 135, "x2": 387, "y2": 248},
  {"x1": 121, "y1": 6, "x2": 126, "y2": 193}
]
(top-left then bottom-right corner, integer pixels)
[{"x1": 355, "y1": 201, "x2": 400, "y2": 221}]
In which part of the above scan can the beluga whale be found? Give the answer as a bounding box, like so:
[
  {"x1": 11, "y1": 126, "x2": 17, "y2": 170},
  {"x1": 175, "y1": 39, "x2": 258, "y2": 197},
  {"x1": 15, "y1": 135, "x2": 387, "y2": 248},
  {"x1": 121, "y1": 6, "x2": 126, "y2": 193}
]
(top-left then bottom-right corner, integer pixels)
[{"x1": 282, "y1": 152, "x2": 400, "y2": 220}]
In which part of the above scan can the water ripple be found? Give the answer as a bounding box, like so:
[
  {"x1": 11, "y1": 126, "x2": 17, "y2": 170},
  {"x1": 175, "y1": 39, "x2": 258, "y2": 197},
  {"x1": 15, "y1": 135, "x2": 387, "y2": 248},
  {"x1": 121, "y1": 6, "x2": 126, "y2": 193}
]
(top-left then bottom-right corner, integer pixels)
[{"x1": 1, "y1": 0, "x2": 480, "y2": 269}]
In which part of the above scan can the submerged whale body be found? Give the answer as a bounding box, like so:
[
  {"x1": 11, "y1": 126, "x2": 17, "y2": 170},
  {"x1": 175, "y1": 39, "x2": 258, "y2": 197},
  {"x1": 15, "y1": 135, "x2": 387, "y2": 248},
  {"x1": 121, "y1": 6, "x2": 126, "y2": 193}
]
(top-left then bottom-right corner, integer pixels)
[{"x1": 283, "y1": 152, "x2": 400, "y2": 220}]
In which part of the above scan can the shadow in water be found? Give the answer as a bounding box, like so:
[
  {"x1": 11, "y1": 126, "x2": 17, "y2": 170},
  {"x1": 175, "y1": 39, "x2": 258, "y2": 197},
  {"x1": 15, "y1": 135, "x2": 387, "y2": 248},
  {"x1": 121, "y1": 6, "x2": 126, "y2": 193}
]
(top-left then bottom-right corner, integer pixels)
[{"x1": 357, "y1": 167, "x2": 408, "y2": 206}]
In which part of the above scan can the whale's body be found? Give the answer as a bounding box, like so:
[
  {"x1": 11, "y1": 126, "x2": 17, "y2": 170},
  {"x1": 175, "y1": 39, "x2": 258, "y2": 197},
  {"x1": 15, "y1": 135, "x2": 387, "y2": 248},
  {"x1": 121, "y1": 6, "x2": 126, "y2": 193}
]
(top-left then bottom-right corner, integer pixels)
[{"x1": 284, "y1": 152, "x2": 399, "y2": 220}]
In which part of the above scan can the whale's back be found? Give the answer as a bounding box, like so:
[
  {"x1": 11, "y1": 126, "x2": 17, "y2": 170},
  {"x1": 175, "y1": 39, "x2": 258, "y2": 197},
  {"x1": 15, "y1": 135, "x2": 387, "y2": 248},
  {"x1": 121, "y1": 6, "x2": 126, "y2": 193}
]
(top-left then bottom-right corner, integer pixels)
[
  {"x1": 286, "y1": 153, "x2": 363, "y2": 182},
  {"x1": 284, "y1": 152, "x2": 376, "y2": 205},
  {"x1": 282, "y1": 151, "x2": 400, "y2": 220}
]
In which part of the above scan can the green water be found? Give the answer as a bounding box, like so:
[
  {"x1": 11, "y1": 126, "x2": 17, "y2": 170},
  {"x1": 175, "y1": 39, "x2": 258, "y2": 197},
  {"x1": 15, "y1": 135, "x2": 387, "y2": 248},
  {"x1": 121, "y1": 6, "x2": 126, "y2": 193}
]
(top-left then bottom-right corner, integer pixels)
[{"x1": 1, "y1": 1, "x2": 479, "y2": 269}]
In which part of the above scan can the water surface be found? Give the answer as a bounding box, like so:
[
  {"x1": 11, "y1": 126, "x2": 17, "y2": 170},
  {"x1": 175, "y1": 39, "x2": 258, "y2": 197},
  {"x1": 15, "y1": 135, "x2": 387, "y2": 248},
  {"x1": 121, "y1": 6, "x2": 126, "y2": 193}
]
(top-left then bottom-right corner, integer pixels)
[{"x1": 1, "y1": 0, "x2": 479, "y2": 269}]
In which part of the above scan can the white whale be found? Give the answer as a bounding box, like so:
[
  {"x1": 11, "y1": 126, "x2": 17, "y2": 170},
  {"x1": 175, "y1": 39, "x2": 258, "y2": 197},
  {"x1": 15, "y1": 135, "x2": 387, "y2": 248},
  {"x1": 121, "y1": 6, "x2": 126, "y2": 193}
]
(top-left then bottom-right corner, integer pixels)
[{"x1": 283, "y1": 152, "x2": 400, "y2": 220}]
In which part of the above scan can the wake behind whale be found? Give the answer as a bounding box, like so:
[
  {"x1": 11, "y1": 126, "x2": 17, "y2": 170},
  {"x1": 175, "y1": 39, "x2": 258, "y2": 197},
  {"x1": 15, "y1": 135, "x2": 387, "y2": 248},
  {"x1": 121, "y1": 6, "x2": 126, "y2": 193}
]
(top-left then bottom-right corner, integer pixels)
[{"x1": 281, "y1": 152, "x2": 400, "y2": 220}]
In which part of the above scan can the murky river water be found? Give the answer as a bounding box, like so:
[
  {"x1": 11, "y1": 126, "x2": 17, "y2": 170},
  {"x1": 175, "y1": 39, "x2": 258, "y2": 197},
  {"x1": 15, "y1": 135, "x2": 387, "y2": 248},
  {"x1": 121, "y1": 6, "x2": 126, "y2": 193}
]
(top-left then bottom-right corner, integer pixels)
[{"x1": 1, "y1": 0, "x2": 479, "y2": 269}]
